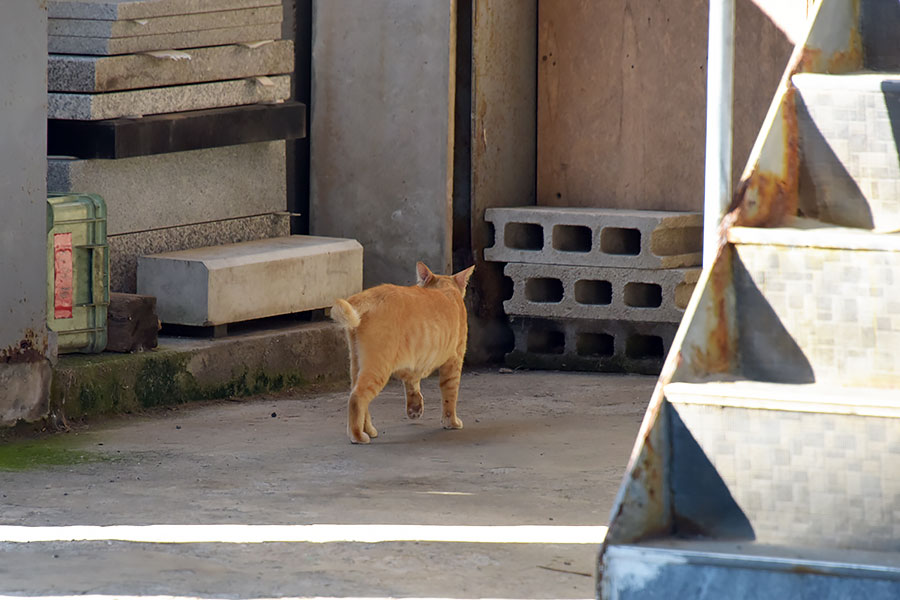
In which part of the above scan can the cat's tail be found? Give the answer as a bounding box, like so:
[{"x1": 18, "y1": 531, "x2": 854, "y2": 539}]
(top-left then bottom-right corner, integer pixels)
[{"x1": 330, "y1": 298, "x2": 361, "y2": 330}]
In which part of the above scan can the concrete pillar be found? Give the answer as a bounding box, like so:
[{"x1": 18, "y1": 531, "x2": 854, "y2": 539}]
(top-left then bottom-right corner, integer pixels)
[
  {"x1": 310, "y1": 0, "x2": 456, "y2": 286},
  {"x1": 0, "y1": 1, "x2": 52, "y2": 425}
]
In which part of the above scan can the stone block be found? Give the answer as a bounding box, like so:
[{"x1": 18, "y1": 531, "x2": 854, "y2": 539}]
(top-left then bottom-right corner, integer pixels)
[
  {"x1": 503, "y1": 262, "x2": 699, "y2": 323},
  {"x1": 505, "y1": 316, "x2": 677, "y2": 375},
  {"x1": 49, "y1": 5, "x2": 281, "y2": 38},
  {"x1": 49, "y1": 22, "x2": 282, "y2": 55},
  {"x1": 484, "y1": 206, "x2": 702, "y2": 269},
  {"x1": 109, "y1": 212, "x2": 291, "y2": 293},
  {"x1": 49, "y1": 75, "x2": 290, "y2": 120},
  {"x1": 48, "y1": 140, "x2": 287, "y2": 235},
  {"x1": 794, "y1": 73, "x2": 900, "y2": 231},
  {"x1": 137, "y1": 236, "x2": 364, "y2": 326},
  {"x1": 49, "y1": 40, "x2": 293, "y2": 92},
  {"x1": 49, "y1": 0, "x2": 279, "y2": 21}
]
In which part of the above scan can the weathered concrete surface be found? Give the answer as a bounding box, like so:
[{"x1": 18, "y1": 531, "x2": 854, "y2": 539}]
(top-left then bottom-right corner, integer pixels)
[
  {"x1": 0, "y1": 370, "x2": 653, "y2": 598},
  {"x1": 48, "y1": 141, "x2": 286, "y2": 235},
  {"x1": 49, "y1": 0, "x2": 279, "y2": 20},
  {"x1": 0, "y1": 0, "x2": 52, "y2": 425},
  {"x1": 310, "y1": 0, "x2": 455, "y2": 287},
  {"x1": 138, "y1": 236, "x2": 363, "y2": 326}
]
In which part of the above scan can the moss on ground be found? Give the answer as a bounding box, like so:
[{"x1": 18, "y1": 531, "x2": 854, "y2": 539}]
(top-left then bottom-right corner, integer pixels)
[{"x1": 0, "y1": 436, "x2": 109, "y2": 471}]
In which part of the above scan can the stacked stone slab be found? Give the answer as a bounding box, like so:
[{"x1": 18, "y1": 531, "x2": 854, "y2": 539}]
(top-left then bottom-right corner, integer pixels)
[
  {"x1": 47, "y1": 0, "x2": 307, "y2": 303},
  {"x1": 484, "y1": 206, "x2": 702, "y2": 373}
]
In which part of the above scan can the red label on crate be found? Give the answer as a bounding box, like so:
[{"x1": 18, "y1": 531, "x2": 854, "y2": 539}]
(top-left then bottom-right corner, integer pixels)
[{"x1": 54, "y1": 232, "x2": 74, "y2": 319}]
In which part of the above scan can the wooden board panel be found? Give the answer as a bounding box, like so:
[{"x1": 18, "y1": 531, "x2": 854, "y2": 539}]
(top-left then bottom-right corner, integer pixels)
[{"x1": 537, "y1": 0, "x2": 799, "y2": 212}]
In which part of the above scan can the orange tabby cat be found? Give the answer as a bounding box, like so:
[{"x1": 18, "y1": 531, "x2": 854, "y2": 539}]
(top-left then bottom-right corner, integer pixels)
[{"x1": 331, "y1": 262, "x2": 475, "y2": 444}]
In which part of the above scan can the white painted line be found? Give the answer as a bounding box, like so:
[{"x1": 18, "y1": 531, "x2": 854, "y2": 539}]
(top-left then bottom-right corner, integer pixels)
[{"x1": 0, "y1": 524, "x2": 608, "y2": 545}]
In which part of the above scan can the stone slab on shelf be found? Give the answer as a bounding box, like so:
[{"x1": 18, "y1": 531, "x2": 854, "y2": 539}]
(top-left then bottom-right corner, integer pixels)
[
  {"x1": 49, "y1": 39, "x2": 293, "y2": 92},
  {"x1": 49, "y1": 22, "x2": 282, "y2": 55},
  {"x1": 49, "y1": 5, "x2": 281, "y2": 38},
  {"x1": 49, "y1": 0, "x2": 279, "y2": 21},
  {"x1": 49, "y1": 74, "x2": 290, "y2": 120},
  {"x1": 109, "y1": 213, "x2": 290, "y2": 293},
  {"x1": 48, "y1": 140, "x2": 287, "y2": 235},
  {"x1": 49, "y1": 102, "x2": 306, "y2": 159},
  {"x1": 137, "y1": 236, "x2": 364, "y2": 326}
]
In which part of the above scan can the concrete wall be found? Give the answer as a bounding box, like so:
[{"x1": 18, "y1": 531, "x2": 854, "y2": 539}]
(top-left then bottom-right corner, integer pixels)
[
  {"x1": 310, "y1": 0, "x2": 456, "y2": 287},
  {"x1": 536, "y1": 0, "x2": 810, "y2": 212},
  {"x1": 0, "y1": 0, "x2": 52, "y2": 425}
]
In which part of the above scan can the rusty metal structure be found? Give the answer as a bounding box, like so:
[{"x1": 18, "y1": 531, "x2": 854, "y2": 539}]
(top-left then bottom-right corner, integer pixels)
[{"x1": 597, "y1": 1, "x2": 900, "y2": 597}]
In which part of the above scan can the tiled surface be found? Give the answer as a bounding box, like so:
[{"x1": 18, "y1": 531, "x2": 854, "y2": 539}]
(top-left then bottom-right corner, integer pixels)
[
  {"x1": 484, "y1": 207, "x2": 702, "y2": 269},
  {"x1": 503, "y1": 262, "x2": 698, "y2": 323},
  {"x1": 670, "y1": 401, "x2": 900, "y2": 552},
  {"x1": 734, "y1": 243, "x2": 900, "y2": 387},
  {"x1": 794, "y1": 74, "x2": 900, "y2": 231},
  {"x1": 506, "y1": 316, "x2": 677, "y2": 375}
]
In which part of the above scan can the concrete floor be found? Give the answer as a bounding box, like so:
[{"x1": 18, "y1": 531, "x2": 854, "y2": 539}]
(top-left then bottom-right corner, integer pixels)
[{"x1": 0, "y1": 370, "x2": 654, "y2": 599}]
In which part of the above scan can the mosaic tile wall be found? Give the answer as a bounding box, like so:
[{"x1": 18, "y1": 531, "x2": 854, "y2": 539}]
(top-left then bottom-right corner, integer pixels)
[
  {"x1": 670, "y1": 402, "x2": 900, "y2": 552},
  {"x1": 734, "y1": 243, "x2": 900, "y2": 387}
]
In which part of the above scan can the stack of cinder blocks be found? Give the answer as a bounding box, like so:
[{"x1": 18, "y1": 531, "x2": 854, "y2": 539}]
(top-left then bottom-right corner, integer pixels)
[
  {"x1": 485, "y1": 207, "x2": 702, "y2": 374},
  {"x1": 46, "y1": 0, "x2": 298, "y2": 294}
]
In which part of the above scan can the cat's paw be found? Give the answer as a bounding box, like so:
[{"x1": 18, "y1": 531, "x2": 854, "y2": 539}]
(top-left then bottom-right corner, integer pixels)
[
  {"x1": 441, "y1": 415, "x2": 463, "y2": 430},
  {"x1": 364, "y1": 422, "x2": 378, "y2": 438},
  {"x1": 407, "y1": 401, "x2": 424, "y2": 420},
  {"x1": 348, "y1": 428, "x2": 371, "y2": 444}
]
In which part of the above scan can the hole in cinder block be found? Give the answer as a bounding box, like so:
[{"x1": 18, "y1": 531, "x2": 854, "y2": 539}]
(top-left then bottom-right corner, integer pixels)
[
  {"x1": 624, "y1": 282, "x2": 662, "y2": 308},
  {"x1": 651, "y1": 226, "x2": 703, "y2": 256},
  {"x1": 574, "y1": 280, "x2": 612, "y2": 305},
  {"x1": 505, "y1": 222, "x2": 543, "y2": 250},
  {"x1": 552, "y1": 225, "x2": 592, "y2": 253},
  {"x1": 626, "y1": 334, "x2": 664, "y2": 359},
  {"x1": 600, "y1": 227, "x2": 641, "y2": 255},
  {"x1": 525, "y1": 278, "x2": 564, "y2": 303},
  {"x1": 502, "y1": 275, "x2": 515, "y2": 301},
  {"x1": 576, "y1": 332, "x2": 614, "y2": 357},
  {"x1": 527, "y1": 327, "x2": 566, "y2": 355}
]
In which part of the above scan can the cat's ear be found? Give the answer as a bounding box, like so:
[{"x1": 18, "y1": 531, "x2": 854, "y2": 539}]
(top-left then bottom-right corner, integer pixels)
[
  {"x1": 453, "y1": 265, "x2": 475, "y2": 291},
  {"x1": 416, "y1": 262, "x2": 434, "y2": 287}
]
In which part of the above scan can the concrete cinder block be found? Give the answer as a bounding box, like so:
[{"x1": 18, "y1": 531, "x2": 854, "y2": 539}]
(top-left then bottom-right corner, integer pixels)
[
  {"x1": 505, "y1": 316, "x2": 677, "y2": 375},
  {"x1": 49, "y1": 40, "x2": 293, "y2": 92},
  {"x1": 49, "y1": 22, "x2": 282, "y2": 55},
  {"x1": 137, "y1": 236, "x2": 364, "y2": 326},
  {"x1": 503, "y1": 262, "x2": 699, "y2": 323},
  {"x1": 49, "y1": 74, "x2": 290, "y2": 120},
  {"x1": 48, "y1": 140, "x2": 286, "y2": 235},
  {"x1": 49, "y1": 5, "x2": 281, "y2": 38},
  {"x1": 484, "y1": 206, "x2": 702, "y2": 269},
  {"x1": 49, "y1": 0, "x2": 280, "y2": 21},
  {"x1": 109, "y1": 212, "x2": 290, "y2": 293}
]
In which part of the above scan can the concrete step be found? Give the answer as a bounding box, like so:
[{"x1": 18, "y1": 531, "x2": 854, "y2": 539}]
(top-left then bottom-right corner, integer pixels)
[
  {"x1": 662, "y1": 379, "x2": 900, "y2": 552},
  {"x1": 484, "y1": 206, "x2": 701, "y2": 269},
  {"x1": 503, "y1": 262, "x2": 698, "y2": 323},
  {"x1": 601, "y1": 541, "x2": 900, "y2": 599},
  {"x1": 726, "y1": 220, "x2": 900, "y2": 388},
  {"x1": 137, "y1": 235, "x2": 363, "y2": 327},
  {"x1": 506, "y1": 316, "x2": 677, "y2": 375},
  {"x1": 793, "y1": 72, "x2": 900, "y2": 231}
]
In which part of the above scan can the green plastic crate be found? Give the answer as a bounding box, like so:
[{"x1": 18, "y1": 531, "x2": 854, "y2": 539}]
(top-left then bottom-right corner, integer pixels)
[{"x1": 46, "y1": 193, "x2": 109, "y2": 354}]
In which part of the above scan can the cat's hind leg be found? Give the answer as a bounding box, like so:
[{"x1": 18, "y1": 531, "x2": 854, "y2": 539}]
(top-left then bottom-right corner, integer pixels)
[
  {"x1": 348, "y1": 370, "x2": 388, "y2": 444},
  {"x1": 438, "y1": 359, "x2": 464, "y2": 429},
  {"x1": 403, "y1": 378, "x2": 424, "y2": 419}
]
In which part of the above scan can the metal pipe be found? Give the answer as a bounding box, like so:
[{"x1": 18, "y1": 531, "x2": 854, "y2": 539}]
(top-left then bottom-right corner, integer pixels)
[{"x1": 703, "y1": 0, "x2": 736, "y2": 268}]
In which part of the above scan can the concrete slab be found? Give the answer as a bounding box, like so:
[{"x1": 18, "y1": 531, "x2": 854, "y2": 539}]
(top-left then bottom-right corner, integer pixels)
[
  {"x1": 49, "y1": 74, "x2": 290, "y2": 120},
  {"x1": 506, "y1": 316, "x2": 678, "y2": 375},
  {"x1": 485, "y1": 206, "x2": 703, "y2": 269},
  {"x1": 48, "y1": 141, "x2": 286, "y2": 235},
  {"x1": 49, "y1": 6, "x2": 281, "y2": 38},
  {"x1": 49, "y1": 39, "x2": 293, "y2": 92},
  {"x1": 49, "y1": 22, "x2": 282, "y2": 55},
  {"x1": 310, "y1": 0, "x2": 455, "y2": 286},
  {"x1": 503, "y1": 262, "x2": 700, "y2": 323},
  {"x1": 109, "y1": 212, "x2": 290, "y2": 293},
  {"x1": 49, "y1": 0, "x2": 279, "y2": 21},
  {"x1": 0, "y1": 369, "x2": 652, "y2": 598},
  {"x1": 137, "y1": 236, "x2": 364, "y2": 326}
]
